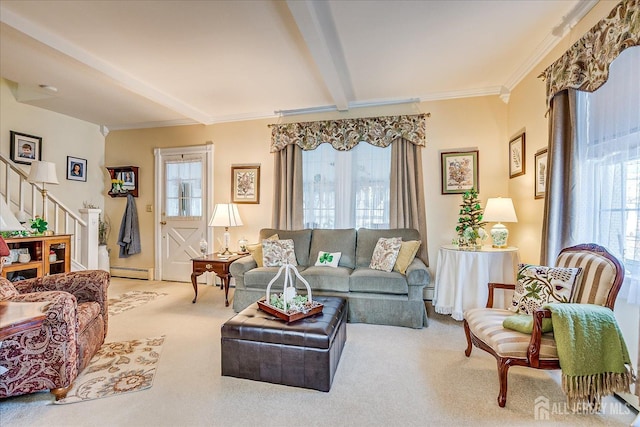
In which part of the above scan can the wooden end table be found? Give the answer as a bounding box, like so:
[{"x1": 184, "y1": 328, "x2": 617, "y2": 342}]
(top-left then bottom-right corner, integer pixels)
[
  {"x1": 190, "y1": 253, "x2": 246, "y2": 306},
  {"x1": 0, "y1": 301, "x2": 50, "y2": 340}
]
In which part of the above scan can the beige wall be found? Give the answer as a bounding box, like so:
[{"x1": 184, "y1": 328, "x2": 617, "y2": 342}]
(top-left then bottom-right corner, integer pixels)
[{"x1": 0, "y1": 78, "x2": 106, "y2": 216}]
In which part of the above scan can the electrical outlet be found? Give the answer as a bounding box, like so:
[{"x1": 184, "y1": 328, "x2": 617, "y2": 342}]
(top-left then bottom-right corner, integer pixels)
[{"x1": 146, "y1": 204, "x2": 152, "y2": 212}]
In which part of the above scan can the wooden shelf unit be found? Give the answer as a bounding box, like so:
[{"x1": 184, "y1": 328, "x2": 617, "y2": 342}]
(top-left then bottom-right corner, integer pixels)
[{"x1": 2, "y1": 235, "x2": 71, "y2": 281}]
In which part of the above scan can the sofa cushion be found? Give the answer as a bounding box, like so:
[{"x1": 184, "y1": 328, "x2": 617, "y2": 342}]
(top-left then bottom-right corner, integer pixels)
[
  {"x1": 77, "y1": 301, "x2": 101, "y2": 334},
  {"x1": 369, "y1": 237, "x2": 402, "y2": 272},
  {"x1": 393, "y1": 240, "x2": 421, "y2": 274},
  {"x1": 356, "y1": 228, "x2": 421, "y2": 268},
  {"x1": 0, "y1": 277, "x2": 19, "y2": 299},
  {"x1": 260, "y1": 229, "x2": 312, "y2": 267},
  {"x1": 509, "y1": 264, "x2": 580, "y2": 315},
  {"x1": 314, "y1": 251, "x2": 341, "y2": 268},
  {"x1": 244, "y1": 266, "x2": 307, "y2": 290},
  {"x1": 262, "y1": 239, "x2": 297, "y2": 266},
  {"x1": 247, "y1": 233, "x2": 278, "y2": 267},
  {"x1": 309, "y1": 229, "x2": 356, "y2": 269},
  {"x1": 350, "y1": 267, "x2": 408, "y2": 294},
  {"x1": 300, "y1": 266, "x2": 351, "y2": 292}
]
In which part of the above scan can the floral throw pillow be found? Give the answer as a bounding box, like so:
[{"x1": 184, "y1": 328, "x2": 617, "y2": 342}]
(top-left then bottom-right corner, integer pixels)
[
  {"x1": 509, "y1": 264, "x2": 582, "y2": 315},
  {"x1": 262, "y1": 239, "x2": 297, "y2": 267},
  {"x1": 369, "y1": 237, "x2": 402, "y2": 273},
  {"x1": 314, "y1": 251, "x2": 341, "y2": 268}
]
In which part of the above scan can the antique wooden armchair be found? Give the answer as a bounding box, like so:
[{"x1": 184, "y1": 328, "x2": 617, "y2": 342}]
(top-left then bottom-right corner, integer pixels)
[{"x1": 463, "y1": 244, "x2": 624, "y2": 407}]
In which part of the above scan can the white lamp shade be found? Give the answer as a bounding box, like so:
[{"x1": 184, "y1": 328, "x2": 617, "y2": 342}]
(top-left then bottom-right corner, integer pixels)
[
  {"x1": 209, "y1": 203, "x2": 243, "y2": 227},
  {"x1": 0, "y1": 197, "x2": 26, "y2": 232},
  {"x1": 27, "y1": 161, "x2": 59, "y2": 185},
  {"x1": 483, "y1": 198, "x2": 518, "y2": 223}
]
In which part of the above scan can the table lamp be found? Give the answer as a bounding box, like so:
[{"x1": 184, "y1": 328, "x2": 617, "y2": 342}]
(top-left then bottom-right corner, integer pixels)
[
  {"x1": 483, "y1": 197, "x2": 518, "y2": 248},
  {"x1": 27, "y1": 161, "x2": 59, "y2": 221},
  {"x1": 209, "y1": 203, "x2": 243, "y2": 255},
  {"x1": 0, "y1": 197, "x2": 26, "y2": 232}
]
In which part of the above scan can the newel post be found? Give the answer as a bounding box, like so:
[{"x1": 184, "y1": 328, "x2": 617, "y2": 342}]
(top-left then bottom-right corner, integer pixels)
[{"x1": 80, "y1": 208, "x2": 100, "y2": 270}]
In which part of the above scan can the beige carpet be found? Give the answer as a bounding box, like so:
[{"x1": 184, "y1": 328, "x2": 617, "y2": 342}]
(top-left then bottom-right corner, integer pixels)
[
  {"x1": 54, "y1": 336, "x2": 165, "y2": 405},
  {"x1": 0, "y1": 277, "x2": 636, "y2": 426}
]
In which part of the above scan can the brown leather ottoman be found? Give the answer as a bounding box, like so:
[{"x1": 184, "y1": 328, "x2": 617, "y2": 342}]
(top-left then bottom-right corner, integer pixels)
[{"x1": 221, "y1": 296, "x2": 347, "y2": 392}]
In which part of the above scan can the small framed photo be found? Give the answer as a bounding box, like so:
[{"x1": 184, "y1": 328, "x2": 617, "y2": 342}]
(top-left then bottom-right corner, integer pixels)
[
  {"x1": 231, "y1": 164, "x2": 260, "y2": 204},
  {"x1": 441, "y1": 150, "x2": 479, "y2": 194},
  {"x1": 509, "y1": 132, "x2": 526, "y2": 178},
  {"x1": 67, "y1": 156, "x2": 87, "y2": 181},
  {"x1": 534, "y1": 148, "x2": 548, "y2": 199},
  {"x1": 10, "y1": 131, "x2": 42, "y2": 165}
]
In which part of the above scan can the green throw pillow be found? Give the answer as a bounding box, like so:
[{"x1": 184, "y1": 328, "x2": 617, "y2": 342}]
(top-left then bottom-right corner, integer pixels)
[{"x1": 503, "y1": 314, "x2": 553, "y2": 334}]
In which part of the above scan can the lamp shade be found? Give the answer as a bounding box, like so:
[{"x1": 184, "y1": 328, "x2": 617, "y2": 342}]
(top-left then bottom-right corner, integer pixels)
[
  {"x1": 483, "y1": 198, "x2": 518, "y2": 223},
  {"x1": 209, "y1": 203, "x2": 243, "y2": 228},
  {"x1": 0, "y1": 197, "x2": 26, "y2": 232},
  {"x1": 27, "y1": 161, "x2": 59, "y2": 185}
]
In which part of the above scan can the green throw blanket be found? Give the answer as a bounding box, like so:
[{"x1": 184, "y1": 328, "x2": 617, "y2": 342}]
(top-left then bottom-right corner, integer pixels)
[{"x1": 544, "y1": 303, "x2": 635, "y2": 412}]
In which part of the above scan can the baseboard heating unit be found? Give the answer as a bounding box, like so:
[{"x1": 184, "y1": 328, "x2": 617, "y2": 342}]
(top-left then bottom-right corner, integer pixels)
[{"x1": 110, "y1": 266, "x2": 154, "y2": 280}]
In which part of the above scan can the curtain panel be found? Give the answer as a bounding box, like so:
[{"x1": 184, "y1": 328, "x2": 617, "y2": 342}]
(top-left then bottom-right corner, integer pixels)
[
  {"x1": 269, "y1": 114, "x2": 427, "y2": 153},
  {"x1": 539, "y1": 0, "x2": 639, "y2": 108}
]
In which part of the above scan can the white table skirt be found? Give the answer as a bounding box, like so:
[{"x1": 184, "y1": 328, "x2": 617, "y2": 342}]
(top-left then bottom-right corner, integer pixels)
[{"x1": 433, "y1": 245, "x2": 520, "y2": 321}]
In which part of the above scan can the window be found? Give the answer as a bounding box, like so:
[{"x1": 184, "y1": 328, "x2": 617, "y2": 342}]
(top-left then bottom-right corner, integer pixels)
[
  {"x1": 302, "y1": 142, "x2": 391, "y2": 229},
  {"x1": 165, "y1": 159, "x2": 203, "y2": 218},
  {"x1": 575, "y1": 47, "x2": 640, "y2": 303}
]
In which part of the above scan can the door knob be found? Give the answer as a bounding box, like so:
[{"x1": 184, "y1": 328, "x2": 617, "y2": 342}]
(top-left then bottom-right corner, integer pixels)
[{"x1": 160, "y1": 221, "x2": 167, "y2": 225}]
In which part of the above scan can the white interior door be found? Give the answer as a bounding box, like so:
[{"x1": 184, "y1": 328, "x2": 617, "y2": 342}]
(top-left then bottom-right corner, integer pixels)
[{"x1": 154, "y1": 145, "x2": 213, "y2": 281}]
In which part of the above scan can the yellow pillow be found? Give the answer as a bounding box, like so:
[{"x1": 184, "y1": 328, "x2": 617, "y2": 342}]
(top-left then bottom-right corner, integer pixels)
[
  {"x1": 247, "y1": 234, "x2": 279, "y2": 267},
  {"x1": 393, "y1": 240, "x2": 421, "y2": 274}
]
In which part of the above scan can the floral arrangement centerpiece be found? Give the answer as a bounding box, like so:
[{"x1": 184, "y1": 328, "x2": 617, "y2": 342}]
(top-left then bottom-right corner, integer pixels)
[
  {"x1": 454, "y1": 188, "x2": 487, "y2": 250},
  {"x1": 258, "y1": 262, "x2": 323, "y2": 322}
]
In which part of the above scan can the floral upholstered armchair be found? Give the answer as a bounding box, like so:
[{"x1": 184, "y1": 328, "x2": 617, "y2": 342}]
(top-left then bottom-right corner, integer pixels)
[{"x1": 0, "y1": 270, "x2": 110, "y2": 399}]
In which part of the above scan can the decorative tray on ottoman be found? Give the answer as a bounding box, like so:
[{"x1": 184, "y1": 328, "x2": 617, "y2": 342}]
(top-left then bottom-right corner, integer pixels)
[{"x1": 257, "y1": 262, "x2": 323, "y2": 323}]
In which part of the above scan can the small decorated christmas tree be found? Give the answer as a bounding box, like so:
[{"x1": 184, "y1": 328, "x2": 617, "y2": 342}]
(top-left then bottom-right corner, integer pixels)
[{"x1": 456, "y1": 188, "x2": 486, "y2": 242}]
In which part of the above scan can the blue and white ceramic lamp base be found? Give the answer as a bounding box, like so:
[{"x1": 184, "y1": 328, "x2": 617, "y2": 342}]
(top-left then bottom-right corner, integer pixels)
[{"x1": 490, "y1": 223, "x2": 509, "y2": 248}]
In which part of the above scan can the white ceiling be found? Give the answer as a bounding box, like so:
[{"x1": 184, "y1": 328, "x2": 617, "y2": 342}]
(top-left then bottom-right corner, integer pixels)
[{"x1": 0, "y1": 0, "x2": 599, "y2": 131}]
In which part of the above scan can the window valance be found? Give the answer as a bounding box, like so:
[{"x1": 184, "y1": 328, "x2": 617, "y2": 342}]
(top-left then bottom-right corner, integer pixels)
[
  {"x1": 539, "y1": 0, "x2": 639, "y2": 108},
  {"x1": 269, "y1": 114, "x2": 428, "y2": 153}
]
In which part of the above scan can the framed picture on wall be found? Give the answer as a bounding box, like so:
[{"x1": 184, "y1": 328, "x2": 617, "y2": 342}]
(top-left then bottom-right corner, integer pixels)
[
  {"x1": 440, "y1": 150, "x2": 479, "y2": 194},
  {"x1": 10, "y1": 131, "x2": 42, "y2": 165},
  {"x1": 67, "y1": 156, "x2": 87, "y2": 182},
  {"x1": 534, "y1": 148, "x2": 548, "y2": 199},
  {"x1": 231, "y1": 164, "x2": 260, "y2": 204},
  {"x1": 509, "y1": 132, "x2": 526, "y2": 178}
]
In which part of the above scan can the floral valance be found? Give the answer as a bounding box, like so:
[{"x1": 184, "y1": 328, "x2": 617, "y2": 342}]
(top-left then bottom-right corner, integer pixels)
[
  {"x1": 269, "y1": 114, "x2": 427, "y2": 153},
  {"x1": 540, "y1": 0, "x2": 640, "y2": 107}
]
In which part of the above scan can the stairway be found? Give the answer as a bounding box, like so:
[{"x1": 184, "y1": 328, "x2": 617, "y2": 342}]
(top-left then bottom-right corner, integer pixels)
[{"x1": 0, "y1": 153, "x2": 97, "y2": 270}]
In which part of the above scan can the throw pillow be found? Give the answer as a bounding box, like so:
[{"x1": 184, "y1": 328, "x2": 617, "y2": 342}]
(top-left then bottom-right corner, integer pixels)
[
  {"x1": 509, "y1": 264, "x2": 581, "y2": 315},
  {"x1": 262, "y1": 239, "x2": 297, "y2": 267},
  {"x1": 369, "y1": 237, "x2": 402, "y2": 272},
  {"x1": 393, "y1": 240, "x2": 421, "y2": 274},
  {"x1": 314, "y1": 251, "x2": 341, "y2": 268},
  {"x1": 502, "y1": 314, "x2": 554, "y2": 334},
  {"x1": 247, "y1": 234, "x2": 278, "y2": 267}
]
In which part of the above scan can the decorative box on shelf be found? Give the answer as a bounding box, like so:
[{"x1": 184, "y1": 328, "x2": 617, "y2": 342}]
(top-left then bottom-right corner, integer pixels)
[{"x1": 257, "y1": 262, "x2": 323, "y2": 323}]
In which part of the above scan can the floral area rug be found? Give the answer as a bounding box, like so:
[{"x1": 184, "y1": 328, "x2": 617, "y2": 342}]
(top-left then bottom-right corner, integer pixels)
[
  {"x1": 108, "y1": 291, "x2": 168, "y2": 316},
  {"x1": 54, "y1": 336, "x2": 165, "y2": 404}
]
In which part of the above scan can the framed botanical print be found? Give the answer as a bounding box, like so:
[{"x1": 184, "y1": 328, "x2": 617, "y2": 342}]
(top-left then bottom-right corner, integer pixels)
[
  {"x1": 441, "y1": 150, "x2": 479, "y2": 194},
  {"x1": 509, "y1": 132, "x2": 526, "y2": 178},
  {"x1": 10, "y1": 131, "x2": 42, "y2": 165},
  {"x1": 534, "y1": 148, "x2": 548, "y2": 199},
  {"x1": 231, "y1": 164, "x2": 260, "y2": 204}
]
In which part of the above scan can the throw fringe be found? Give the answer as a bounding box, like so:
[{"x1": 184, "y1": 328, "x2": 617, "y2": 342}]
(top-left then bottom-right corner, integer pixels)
[{"x1": 562, "y1": 368, "x2": 636, "y2": 412}]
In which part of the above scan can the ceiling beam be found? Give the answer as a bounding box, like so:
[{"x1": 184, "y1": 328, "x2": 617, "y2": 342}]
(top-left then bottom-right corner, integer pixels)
[
  {"x1": 286, "y1": 0, "x2": 353, "y2": 111},
  {"x1": 0, "y1": 5, "x2": 213, "y2": 125}
]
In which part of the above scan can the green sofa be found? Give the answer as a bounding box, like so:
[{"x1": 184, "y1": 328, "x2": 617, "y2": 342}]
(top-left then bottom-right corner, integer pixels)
[{"x1": 229, "y1": 228, "x2": 430, "y2": 328}]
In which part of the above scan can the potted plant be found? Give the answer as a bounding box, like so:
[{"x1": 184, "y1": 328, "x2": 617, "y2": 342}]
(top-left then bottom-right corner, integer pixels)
[{"x1": 455, "y1": 188, "x2": 487, "y2": 250}]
